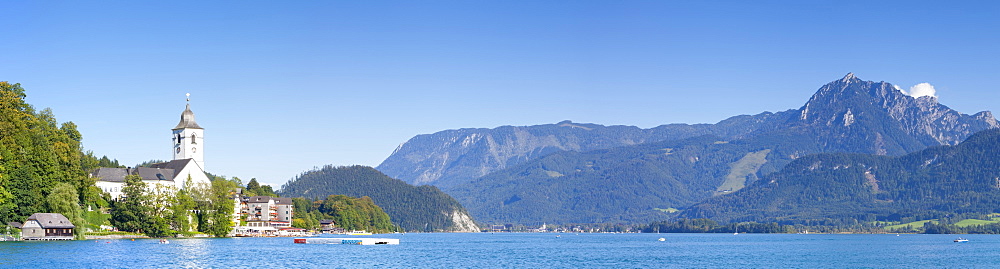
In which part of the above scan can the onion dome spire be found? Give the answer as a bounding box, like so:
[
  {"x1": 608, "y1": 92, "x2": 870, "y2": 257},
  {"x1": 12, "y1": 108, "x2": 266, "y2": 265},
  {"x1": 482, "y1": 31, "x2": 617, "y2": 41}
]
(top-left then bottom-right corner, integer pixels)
[{"x1": 173, "y1": 93, "x2": 203, "y2": 130}]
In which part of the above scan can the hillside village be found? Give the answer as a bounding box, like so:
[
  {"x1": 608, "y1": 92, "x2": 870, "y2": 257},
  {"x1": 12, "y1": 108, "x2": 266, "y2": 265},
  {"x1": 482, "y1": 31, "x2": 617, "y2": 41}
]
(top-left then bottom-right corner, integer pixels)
[{"x1": 3, "y1": 97, "x2": 315, "y2": 240}]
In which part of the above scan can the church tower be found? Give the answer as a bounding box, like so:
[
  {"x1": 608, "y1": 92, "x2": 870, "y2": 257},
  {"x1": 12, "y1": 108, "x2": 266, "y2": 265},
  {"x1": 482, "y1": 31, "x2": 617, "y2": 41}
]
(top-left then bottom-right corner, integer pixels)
[{"x1": 172, "y1": 93, "x2": 205, "y2": 170}]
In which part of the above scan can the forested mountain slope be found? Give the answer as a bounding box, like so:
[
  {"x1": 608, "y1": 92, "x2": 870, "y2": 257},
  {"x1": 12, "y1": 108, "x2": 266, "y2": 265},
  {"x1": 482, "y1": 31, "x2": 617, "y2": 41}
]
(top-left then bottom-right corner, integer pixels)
[
  {"x1": 684, "y1": 128, "x2": 1000, "y2": 225},
  {"x1": 278, "y1": 165, "x2": 479, "y2": 232}
]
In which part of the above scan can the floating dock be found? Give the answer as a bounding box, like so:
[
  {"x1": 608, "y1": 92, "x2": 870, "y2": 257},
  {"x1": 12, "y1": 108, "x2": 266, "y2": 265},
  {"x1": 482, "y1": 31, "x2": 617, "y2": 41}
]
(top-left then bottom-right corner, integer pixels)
[{"x1": 294, "y1": 238, "x2": 399, "y2": 245}]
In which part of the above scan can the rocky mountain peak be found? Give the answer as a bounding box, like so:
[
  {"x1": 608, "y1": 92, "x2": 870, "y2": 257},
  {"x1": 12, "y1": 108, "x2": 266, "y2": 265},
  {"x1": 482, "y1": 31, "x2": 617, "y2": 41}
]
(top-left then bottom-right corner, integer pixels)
[
  {"x1": 841, "y1": 72, "x2": 857, "y2": 82},
  {"x1": 797, "y1": 74, "x2": 998, "y2": 151}
]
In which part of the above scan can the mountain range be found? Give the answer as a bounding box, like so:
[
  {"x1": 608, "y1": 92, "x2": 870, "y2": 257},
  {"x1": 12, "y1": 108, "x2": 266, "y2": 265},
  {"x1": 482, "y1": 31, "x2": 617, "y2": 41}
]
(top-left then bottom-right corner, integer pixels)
[{"x1": 377, "y1": 74, "x2": 998, "y2": 225}]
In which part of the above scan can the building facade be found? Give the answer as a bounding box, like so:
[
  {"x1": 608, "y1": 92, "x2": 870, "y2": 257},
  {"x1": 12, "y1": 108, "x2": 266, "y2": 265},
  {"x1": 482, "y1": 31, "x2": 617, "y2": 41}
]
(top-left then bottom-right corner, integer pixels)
[{"x1": 233, "y1": 196, "x2": 294, "y2": 236}]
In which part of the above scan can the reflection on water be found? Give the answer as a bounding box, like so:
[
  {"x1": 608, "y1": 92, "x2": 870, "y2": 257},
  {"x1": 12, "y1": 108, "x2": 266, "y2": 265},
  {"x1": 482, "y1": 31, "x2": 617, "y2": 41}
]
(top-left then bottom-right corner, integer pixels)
[{"x1": 174, "y1": 238, "x2": 209, "y2": 268}]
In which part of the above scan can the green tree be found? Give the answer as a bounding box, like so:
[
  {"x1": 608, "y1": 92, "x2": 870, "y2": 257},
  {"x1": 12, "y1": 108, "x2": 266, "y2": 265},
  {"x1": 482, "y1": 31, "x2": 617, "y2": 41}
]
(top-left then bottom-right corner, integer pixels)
[
  {"x1": 245, "y1": 178, "x2": 260, "y2": 196},
  {"x1": 48, "y1": 182, "x2": 86, "y2": 239},
  {"x1": 245, "y1": 178, "x2": 277, "y2": 197},
  {"x1": 170, "y1": 188, "x2": 197, "y2": 233},
  {"x1": 110, "y1": 175, "x2": 150, "y2": 233},
  {"x1": 196, "y1": 177, "x2": 238, "y2": 237}
]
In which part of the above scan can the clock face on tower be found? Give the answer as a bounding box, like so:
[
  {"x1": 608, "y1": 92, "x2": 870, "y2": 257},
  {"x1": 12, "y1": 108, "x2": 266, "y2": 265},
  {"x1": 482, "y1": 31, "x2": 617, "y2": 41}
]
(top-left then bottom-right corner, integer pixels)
[
  {"x1": 176, "y1": 148, "x2": 180, "y2": 153},
  {"x1": 192, "y1": 147, "x2": 197, "y2": 153}
]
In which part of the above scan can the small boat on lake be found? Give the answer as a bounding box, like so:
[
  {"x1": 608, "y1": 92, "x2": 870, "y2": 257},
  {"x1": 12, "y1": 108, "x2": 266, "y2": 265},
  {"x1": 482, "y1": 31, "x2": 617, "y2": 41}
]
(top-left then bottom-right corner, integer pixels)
[
  {"x1": 658, "y1": 238, "x2": 666, "y2": 242},
  {"x1": 294, "y1": 238, "x2": 398, "y2": 245},
  {"x1": 347, "y1": 230, "x2": 373, "y2": 235},
  {"x1": 954, "y1": 238, "x2": 969, "y2": 243}
]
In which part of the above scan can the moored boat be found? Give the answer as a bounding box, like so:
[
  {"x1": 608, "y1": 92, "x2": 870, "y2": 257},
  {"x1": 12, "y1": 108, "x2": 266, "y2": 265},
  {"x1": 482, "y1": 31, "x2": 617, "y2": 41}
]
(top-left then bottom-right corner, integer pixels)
[{"x1": 294, "y1": 237, "x2": 399, "y2": 245}]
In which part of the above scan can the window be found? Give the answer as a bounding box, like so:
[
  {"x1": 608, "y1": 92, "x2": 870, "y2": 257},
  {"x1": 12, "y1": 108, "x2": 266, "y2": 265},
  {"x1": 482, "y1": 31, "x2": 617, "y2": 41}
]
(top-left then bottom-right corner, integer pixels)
[{"x1": 191, "y1": 133, "x2": 197, "y2": 144}]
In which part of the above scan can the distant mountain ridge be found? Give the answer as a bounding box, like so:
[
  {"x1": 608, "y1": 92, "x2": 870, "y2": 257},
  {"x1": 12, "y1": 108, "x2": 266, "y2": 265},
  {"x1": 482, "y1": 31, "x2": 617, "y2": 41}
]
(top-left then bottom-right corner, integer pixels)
[
  {"x1": 378, "y1": 113, "x2": 790, "y2": 188},
  {"x1": 378, "y1": 74, "x2": 998, "y2": 225}
]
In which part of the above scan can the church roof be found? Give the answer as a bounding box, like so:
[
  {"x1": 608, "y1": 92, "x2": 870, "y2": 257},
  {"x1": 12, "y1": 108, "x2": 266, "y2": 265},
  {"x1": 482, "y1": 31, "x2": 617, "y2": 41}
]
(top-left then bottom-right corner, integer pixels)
[
  {"x1": 149, "y1": 159, "x2": 207, "y2": 182},
  {"x1": 91, "y1": 167, "x2": 176, "y2": 182},
  {"x1": 173, "y1": 103, "x2": 203, "y2": 130},
  {"x1": 92, "y1": 167, "x2": 129, "y2": 182},
  {"x1": 134, "y1": 167, "x2": 175, "y2": 182},
  {"x1": 150, "y1": 159, "x2": 193, "y2": 173}
]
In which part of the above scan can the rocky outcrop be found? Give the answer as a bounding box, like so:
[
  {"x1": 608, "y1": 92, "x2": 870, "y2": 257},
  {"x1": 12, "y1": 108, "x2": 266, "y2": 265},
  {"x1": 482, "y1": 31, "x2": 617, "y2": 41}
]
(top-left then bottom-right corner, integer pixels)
[{"x1": 448, "y1": 210, "x2": 480, "y2": 232}]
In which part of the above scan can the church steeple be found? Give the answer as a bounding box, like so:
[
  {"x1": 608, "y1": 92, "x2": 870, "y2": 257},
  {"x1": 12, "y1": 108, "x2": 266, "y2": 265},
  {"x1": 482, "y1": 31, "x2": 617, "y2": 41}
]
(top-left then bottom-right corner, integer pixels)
[
  {"x1": 172, "y1": 93, "x2": 205, "y2": 170},
  {"x1": 174, "y1": 94, "x2": 203, "y2": 130}
]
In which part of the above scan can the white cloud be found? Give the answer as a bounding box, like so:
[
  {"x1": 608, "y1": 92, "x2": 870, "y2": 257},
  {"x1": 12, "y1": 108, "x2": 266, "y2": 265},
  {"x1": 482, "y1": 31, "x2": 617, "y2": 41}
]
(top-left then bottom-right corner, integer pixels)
[
  {"x1": 906, "y1": 83, "x2": 937, "y2": 98},
  {"x1": 893, "y1": 85, "x2": 905, "y2": 93}
]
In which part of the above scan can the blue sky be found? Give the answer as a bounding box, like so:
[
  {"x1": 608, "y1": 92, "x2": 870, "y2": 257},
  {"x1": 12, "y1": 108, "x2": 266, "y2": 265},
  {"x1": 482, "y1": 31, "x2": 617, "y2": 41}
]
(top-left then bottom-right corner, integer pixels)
[{"x1": 3, "y1": 1, "x2": 998, "y2": 187}]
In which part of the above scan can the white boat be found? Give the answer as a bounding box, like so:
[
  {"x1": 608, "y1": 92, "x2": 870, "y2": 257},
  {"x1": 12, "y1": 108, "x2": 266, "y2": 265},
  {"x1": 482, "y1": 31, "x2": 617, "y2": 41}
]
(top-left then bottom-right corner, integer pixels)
[
  {"x1": 657, "y1": 238, "x2": 666, "y2": 242},
  {"x1": 347, "y1": 230, "x2": 373, "y2": 235},
  {"x1": 294, "y1": 238, "x2": 398, "y2": 245},
  {"x1": 954, "y1": 238, "x2": 969, "y2": 243}
]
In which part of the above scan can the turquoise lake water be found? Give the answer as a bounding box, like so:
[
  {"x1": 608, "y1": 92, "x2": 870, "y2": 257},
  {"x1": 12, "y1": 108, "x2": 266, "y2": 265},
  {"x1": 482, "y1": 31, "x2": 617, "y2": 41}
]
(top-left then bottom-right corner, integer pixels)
[{"x1": 2, "y1": 233, "x2": 998, "y2": 268}]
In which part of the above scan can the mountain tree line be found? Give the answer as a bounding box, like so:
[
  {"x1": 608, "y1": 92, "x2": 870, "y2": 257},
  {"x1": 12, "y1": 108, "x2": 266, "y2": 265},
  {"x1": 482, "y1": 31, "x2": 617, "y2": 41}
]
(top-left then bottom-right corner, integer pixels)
[
  {"x1": 280, "y1": 165, "x2": 475, "y2": 232},
  {"x1": 642, "y1": 218, "x2": 793, "y2": 233}
]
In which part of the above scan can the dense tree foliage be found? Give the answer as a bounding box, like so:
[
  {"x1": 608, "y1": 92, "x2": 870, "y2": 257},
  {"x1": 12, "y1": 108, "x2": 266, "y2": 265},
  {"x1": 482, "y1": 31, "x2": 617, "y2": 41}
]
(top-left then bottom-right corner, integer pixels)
[
  {"x1": 280, "y1": 165, "x2": 474, "y2": 232},
  {"x1": 0, "y1": 82, "x2": 112, "y2": 230},
  {"x1": 289, "y1": 195, "x2": 394, "y2": 232},
  {"x1": 110, "y1": 175, "x2": 152, "y2": 234},
  {"x1": 48, "y1": 182, "x2": 87, "y2": 239},
  {"x1": 194, "y1": 177, "x2": 238, "y2": 237},
  {"x1": 109, "y1": 174, "x2": 238, "y2": 237}
]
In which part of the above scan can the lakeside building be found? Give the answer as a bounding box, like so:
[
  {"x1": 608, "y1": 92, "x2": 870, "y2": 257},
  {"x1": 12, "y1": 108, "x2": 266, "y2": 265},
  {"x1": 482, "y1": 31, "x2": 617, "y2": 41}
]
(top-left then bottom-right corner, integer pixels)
[
  {"x1": 21, "y1": 213, "x2": 74, "y2": 241},
  {"x1": 320, "y1": 219, "x2": 345, "y2": 234},
  {"x1": 232, "y1": 196, "x2": 294, "y2": 236},
  {"x1": 92, "y1": 99, "x2": 211, "y2": 199}
]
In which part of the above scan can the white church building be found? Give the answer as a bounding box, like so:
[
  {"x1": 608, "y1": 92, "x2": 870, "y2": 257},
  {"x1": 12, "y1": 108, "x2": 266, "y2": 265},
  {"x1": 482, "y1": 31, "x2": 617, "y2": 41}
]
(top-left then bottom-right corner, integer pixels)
[{"x1": 93, "y1": 98, "x2": 212, "y2": 198}]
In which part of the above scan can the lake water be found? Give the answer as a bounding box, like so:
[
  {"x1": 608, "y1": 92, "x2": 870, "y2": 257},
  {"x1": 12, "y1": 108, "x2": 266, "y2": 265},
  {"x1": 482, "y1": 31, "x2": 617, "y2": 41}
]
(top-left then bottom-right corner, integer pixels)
[{"x1": 1, "y1": 233, "x2": 997, "y2": 268}]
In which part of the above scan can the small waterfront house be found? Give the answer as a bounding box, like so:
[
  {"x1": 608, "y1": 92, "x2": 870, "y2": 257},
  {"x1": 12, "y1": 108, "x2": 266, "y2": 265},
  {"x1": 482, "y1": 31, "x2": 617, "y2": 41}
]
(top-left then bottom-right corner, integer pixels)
[
  {"x1": 21, "y1": 213, "x2": 74, "y2": 240},
  {"x1": 320, "y1": 219, "x2": 335, "y2": 231}
]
